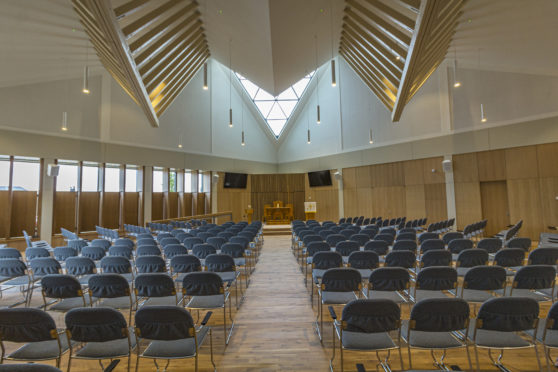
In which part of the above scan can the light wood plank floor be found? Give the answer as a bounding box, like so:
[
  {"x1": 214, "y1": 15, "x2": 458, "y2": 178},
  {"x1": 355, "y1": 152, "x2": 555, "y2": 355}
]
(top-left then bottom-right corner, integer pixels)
[{"x1": 1, "y1": 235, "x2": 552, "y2": 371}]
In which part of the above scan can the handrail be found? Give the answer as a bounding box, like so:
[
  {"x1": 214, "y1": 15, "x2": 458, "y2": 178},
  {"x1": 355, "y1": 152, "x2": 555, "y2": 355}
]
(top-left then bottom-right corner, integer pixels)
[{"x1": 149, "y1": 211, "x2": 233, "y2": 225}]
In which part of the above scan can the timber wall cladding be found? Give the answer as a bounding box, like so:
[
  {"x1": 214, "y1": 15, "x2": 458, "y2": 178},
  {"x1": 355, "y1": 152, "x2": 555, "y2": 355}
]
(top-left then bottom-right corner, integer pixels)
[
  {"x1": 216, "y1": 172, "x2": 251, "y2": 223},
  {"x1": 453, "y1": 143, "x2": 558, "y2": 240},
  {"x1": 251, "y1": 174, "x2": 305, "y2": 221},
  {"x1": 304, "y1": 170, "x2": 339, "y2": 222},
  {"x1": 342, "y1": 156, "x2": 447, "y2": 222}
]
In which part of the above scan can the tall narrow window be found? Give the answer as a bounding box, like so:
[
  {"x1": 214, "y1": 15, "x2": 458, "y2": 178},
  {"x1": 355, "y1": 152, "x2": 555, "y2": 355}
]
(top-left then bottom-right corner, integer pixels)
[
  {"x1": 81, "y1": 162, "x2": 99, "y2": 192},
  {"x1": 184, "y1": 171, "x2": 192, "y2": 192},
  {"x1": 0, "y1": 156, "x2": 10, "y2": 190},
  {"x1": 169, "y1": 170, "x2": 177, "y2": 192},
  {"x1": 125, "y1": 165, "x2": 140, "y2": 192},
  {"x1": 104, "y1": 164, "x2": 120, "y2": 192},
  {"x1": 12, "y1": 157, "x2": 41, "y2": 237},
  {"x1": 153, "y1": 168, "x2": 164, "y2": 193},
  {"x1": 56, "y1": 160, "x2": 79, "y2": 192},
  {"x1": 198, "y1": 172, "x2": 204, "y2": 193}
]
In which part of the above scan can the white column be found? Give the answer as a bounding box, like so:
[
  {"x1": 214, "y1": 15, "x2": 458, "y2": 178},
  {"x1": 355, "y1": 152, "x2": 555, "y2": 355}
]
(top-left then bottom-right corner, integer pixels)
[
  {"x1": 211, "y1": 172, "x2": 218, "y2": 214},
  {"x1": 444, "y1": 155, "x2": 457, "y2": 223},
  {"x1": 337, "y1": 168, "x2": 344, "y2": 220},
  {"x1": 143, "y1": 166, "x2": 152, "y2": 225},
  {"x1": 40, "y1": 158, "x2": 55, "y2": 244}
]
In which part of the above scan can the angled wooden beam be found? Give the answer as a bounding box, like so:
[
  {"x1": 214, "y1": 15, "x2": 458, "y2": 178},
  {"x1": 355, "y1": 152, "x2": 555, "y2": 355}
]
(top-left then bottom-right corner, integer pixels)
[
  {"x1": 362, "y1": 0, "x2": 416, "y2": 30},
  {"x1": 397, "y1": 0, "x2": 421, "y2": 11},
  {"x1": 122, "y1": 0, "x2": 185, "y2": 39},
  {"x1": 113, "y1": 0, "x2": 150, "y2": 19}
]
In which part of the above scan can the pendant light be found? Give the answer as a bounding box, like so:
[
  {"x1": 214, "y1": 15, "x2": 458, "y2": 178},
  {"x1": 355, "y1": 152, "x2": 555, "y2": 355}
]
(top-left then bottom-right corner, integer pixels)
[
  {"x1": 307, "y1": 111, "x2": 311, "y2": 144},
  {"x1": 369, "y1": 129, "x2": 373, "y2": 144},
  {"x1": 61, "y1": 111, "x2": 68, "y2": 131},
  {"x1": 314, "y1": 35, "x2": 321, "y2": 124},
  {"x1": 82, "y1": 41, "x2": 90, "y2": 94},
  {"x1": 203, "y1": 62, "x2": 208, "y2": 90},
  {"x1": 228, "y1": 39, "x2": 233, "y2": 127},
  {"x1": 307, "y1": 129, "x2": 311, "y2": 144},
  {"x1": 330, "y1": 1, "x2": 336, "y2": 87},
  {"x1": 480, "y1": 103, "x2": 487, "y2": 122},
  {"x1": 241, "y1": 102, "x2": 245, "y2": 146},
  {"x1": 178, "y1": 132, "x2": 183, "y2": 148},
  {"x1": 453, "y1": 50, "x2": 461, "y2": 88}
]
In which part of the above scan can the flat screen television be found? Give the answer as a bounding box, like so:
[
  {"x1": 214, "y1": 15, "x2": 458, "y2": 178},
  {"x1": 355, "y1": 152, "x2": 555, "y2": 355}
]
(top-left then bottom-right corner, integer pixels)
[
  {"x1": 224, "y1": 172, "x2": 248, "y2": 188},
  {"x1": 308, "y1": 170, "x2": 332, "y2": 187}
]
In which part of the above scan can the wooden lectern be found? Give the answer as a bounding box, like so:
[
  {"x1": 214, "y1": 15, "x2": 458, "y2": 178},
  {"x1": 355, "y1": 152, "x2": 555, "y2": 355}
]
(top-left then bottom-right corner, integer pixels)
[
  {"x1": 304, "y1": 201, "x2": 316, "y2": 221},
  {"x1": 245, "y1": 207, "x2": 254, "y2": 223}
]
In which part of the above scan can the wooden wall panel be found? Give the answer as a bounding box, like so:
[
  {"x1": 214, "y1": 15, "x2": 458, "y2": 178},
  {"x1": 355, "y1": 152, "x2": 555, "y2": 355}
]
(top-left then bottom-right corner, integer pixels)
[
  {"x1": 79, "y1": 192, "x2": 99, "y2": 232},
  {"x1": 151, "y1": 193, "x2": 163, "y2": 221},
  {"x1": 304, "y1": 170, "x2": 339, "y2": 222},
  {"x1": 454, "y1": 182, "x2": 482, "y2": 230},
  {"x1": 250, "y1": 174, "x2": 305, "y2": 221},
  {"x1": 182, "y1": 193, "x2": 193, "y2": 217},
  {"x1": 342, "y1": 168, "x2": 357, "y2": 189},
  {"x1": 355, "y1": 166, "x2": 371, "y2": 188},
  {"x1": 196, "y1": 193, "x2": 206, "y2": 215},
  {"x1": 371, "y1": 186, "x2": 406, "y2": 217},
  {"x1": 54, "y1": 192, "x2": 76, "y2": 233},
  {"x1": 537, "y1": 143, "x2": 558, "y2": 178},
  {"x1": 10, "y1": 191, "x2": 37, "y2": 237},
  {"x1": 480, "y1": 181, "x2": 510, "y2": 237},
  {"x1": 424, "y1": 183, "x2": 447, "y2": 222},
  {"x1": 539, "y1": 177, "x2": 558, "y2": 233},
  {"x1": 453, "y1": 153, "x2": 479, "y2": 182},
  {"x1": 167, "y1": 192, "x2": 178, "y2": 218},
  {"x1": 403, "y1": 159, "x2": 424, "y2": 185},
  {"x1": 0, "y1": 191, "x2": 10, "y2": 238},
  {"x1": 422, "y1": 157, "x2": 445, "y2": 184},
  {"x1": 124, "y1": 192, "x2": 139, "y2": 225},
  {"x1": 216, "y1": 173, "x2": 251, "y2": 223},
  {"x1": 405, "y1": 184, "x2": 426, "y2": 220},
  {"x1": 356, "y1": 188, "x2": 373, "y2": 217},
  {"x1": 505, "y1": 146, "x2": 539, "y2": 180},
  {"x1": 477, "y1": 150, "x2": 506, "y2": 181},
  {"x1": 507, "y1": 178, "x2": 543, "y2": 240},
  {"x1": 371, "y1": 162, "x2": 404, "y2": 187},
  {"x1": 343, "y1": 188, "x2": 358, "y2": 218},
  {"x1": 102, "y1": 192, "x2": 120, "y2": 229}
]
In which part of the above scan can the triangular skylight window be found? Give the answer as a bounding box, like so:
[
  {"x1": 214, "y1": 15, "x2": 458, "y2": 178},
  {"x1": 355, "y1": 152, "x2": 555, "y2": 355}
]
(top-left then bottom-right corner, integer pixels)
[{"x1": 236, "y1": 71, "x2": 314, "y2": 138}]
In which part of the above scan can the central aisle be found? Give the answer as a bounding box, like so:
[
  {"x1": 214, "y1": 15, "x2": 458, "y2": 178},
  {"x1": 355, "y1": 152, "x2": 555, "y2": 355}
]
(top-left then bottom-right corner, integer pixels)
[{"x1": 220, "y1": 235, "x2": 329, "y2": 371}]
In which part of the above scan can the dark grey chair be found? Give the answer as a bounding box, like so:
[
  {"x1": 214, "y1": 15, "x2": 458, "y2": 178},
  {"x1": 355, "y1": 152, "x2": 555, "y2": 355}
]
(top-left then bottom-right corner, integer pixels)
[
  {"x1": 0, "y1": 308, "x2": 70, "y2": 368},
  {"x1": 163, "y1": 244, "x2": 189, "y2": 260},
  {"x1": 505, "y1": 264, "x2": 556, "y2": 301},
  {"x1": 448, "y1": 238, "x2": 474, "y2": 260},
  {"x1": 534, "y1": 300, "x2": 558, "y2": 370},
  {"x1": 403, "y1": 298, "x2": 471, "y2": 370},
  {"x1": 81, "y1": 246, "x2": 106, "y2": 262},
  {"x1": 24, "y1": 247, "x2": 50, "y2": 263},
  {"x1": 335, "y1": 241, "x2": 359, "y2": 264},
  {"x1": 41, "y1": 274, "x2": 91, "y2": 312},
  {"x1": 469, "y1": 297, "x2": 541, "y2": 371},
  {"x1": 65, "y1": 256, "x2": 97, "y2": 285},
  {"x1": 108, "y1": 245, "x2": 133, "y2": 260},
  {"x1": 221, "y1": 243, "x2": 250, "y2": 289},
  {"x1": 170, "y1": 255, "x2": 202, "y2": 284},
  {"x1": 455, "y1": 249, "x2": 488, "y2": 277},
  {"x1": 134, "y1": 306, "x2": 215, "y2": 372},
  {"x1": 135, "y1": 255, "x2": 166, "y2": 274},
  {"x1": 411, "y1": 250, "x2": 452, "y2": 276},
  {"x1": 136, "y1": 245, "x2": 161, "y2": 257},
  {"x1": 100, "y1": 256, "x2": 134, "y2": 282},
  {"x1": 205, "y1": 254, "x2": 242, "y2": 309},
  {"x1": 363, "y1": 240, "x2": 389, "y2": 256},
  {"x1": 457, "y1": 265, "x2": 506, "y2": 306},
  {"x1": 53, "y1": 247, "x2": 77, "y2": 263},
  {"x1": 506, "y1": 237, "x2": 531, "y2": 251},
  {"x1": 65, "y1": 307, "x2": 136, "y2": 371},
  {"x1": 347, "y1": 251, "x2": 379, "y2": 279},
  {"x1": 0, "y1": 247, "x2": 22, "y2": 259},
  {"x1": 0, "y1": 364, "x2": 61, "y2": 371},
  {"x1": 329, "y1": 299, "x2": 402, "y2": 372},
  {"x1": 311, "y1": 252, "x2": 343, "y2": 303},
  {"x1": 88, "y1": 274, "x2": 135, "y2": 322},
  {"x1": 412, "y1": 267, "x2": 457, "y2": 302},
  {"x1": 90, "y1": 239, "x2": 111, "y2": 250},
  {"x1": 0, "y1": 259, "x2": 33, "y2": 307},
  {"x1": 134, "y1": 273, "x2": 177, "y2": 307},
  {"x1": 365, "y1": 267, "x2": 411, "y2": 304},
  {"x1": 384, "y1": 250, "x2": 416, "y2": 270},
  {"x1": 493, "y1": 248, "x2": 525, "y2": 275},
  {"x1": 477, "y1": 238, "x2": 502, "y2": 254}
]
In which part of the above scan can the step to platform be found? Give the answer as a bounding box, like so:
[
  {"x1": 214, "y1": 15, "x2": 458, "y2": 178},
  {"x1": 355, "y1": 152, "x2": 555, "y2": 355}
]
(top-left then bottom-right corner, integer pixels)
[{"x1": 262, "y1": 223, "x2": 292, "y2": 236}]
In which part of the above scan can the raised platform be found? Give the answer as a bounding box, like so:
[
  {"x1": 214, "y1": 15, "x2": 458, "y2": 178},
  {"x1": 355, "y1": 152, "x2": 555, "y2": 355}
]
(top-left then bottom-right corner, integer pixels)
[{"x1": 262, "y1": 223, "x2": 292, "y2": 236}]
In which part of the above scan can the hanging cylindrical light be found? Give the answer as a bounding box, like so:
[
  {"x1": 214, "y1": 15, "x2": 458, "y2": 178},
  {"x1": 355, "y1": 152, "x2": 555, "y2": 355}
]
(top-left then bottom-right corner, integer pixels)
[
  {"x1": 203, "y1": 63, "x2": 208, "y2": 90},
  {"x1": 331, "y1": 59, "x2": 336, "y2": 86},
  {"x1": 229, "y1": 108, "x2": 233, "y2": 127},
  {"x1": 82, "y1": 66, "x2": 90, "y2": 94},
  {"x1": 317, "y1": 105, "x2": 321, "y2": 124},
  {"x1": 241, "y1": 131, "x2": 245, "y2": 146},
  {"x1": 480, "y1": 103, "x2": 487, "y2": 122},
  {"x1": 453, "y1": 59, "x2": 461, "y2": 88},
  {"x1": 369, "y1": 128, "x2": 374, "y2": 144},
  {"x1": 229, "y1": 39, "x2": 233, "y2": 128},
  {"x1": 307, "y1": 129, "x2": 311, "y2": 144},
  {"x1": 61, "y1": 111, "x2": 68, "y2": 131}
]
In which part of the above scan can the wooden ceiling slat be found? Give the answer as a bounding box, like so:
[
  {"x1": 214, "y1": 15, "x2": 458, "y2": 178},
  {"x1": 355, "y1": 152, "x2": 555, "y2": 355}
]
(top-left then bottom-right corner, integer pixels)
[
  {"x1": 397, "y1": 0, "x2": 421, "y2": 12},
  {"x1": 113, "y1": 0, "x2": 150, "y2": 19},
  {"x1": 122, "y1": 0, "x2": 185, "y2": 39},
  {"x1": 362, "y1": 0, "x2": 416, "y2": 30}
]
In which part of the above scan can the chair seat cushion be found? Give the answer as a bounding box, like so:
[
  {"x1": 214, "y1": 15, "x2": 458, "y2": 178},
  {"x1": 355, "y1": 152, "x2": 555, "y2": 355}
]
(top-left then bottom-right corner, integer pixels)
[
  {"x1": 532, "y1": 321, "x2": 558, "y2": 347},
  {"x1": 76, "y1": 329, "x2": 136, "y2": 358},
  {"x1": 458, "y1": 289, "x2": 497, "y2": 303},
  {"x1": 139, "y1": 296, "x2": 177, "y2": 307},
  {"x1": 234, "y1": 258, "x2": 246, "y2": 266},
  {"x1": 142, "y1": 326, "x2": 209, "y2": 358},
  {"x1": 402, "y1": 320, "x2": 464, "y2": 349},
  {"x1": 2, "y1": 276, "x2": 31, "y2": 286},
  {"x1": 367, "y1": 290, "x2": 407, "y2": 303},
  {"x1": 341, "y1": 330, "x2": 396, "y2": 350},
  {"x1": 8, "y1": 337, "x2": 71, "y2": 360},
  {"x1": 413, "y1": 290, "x2": 451, "y2": 302},
  {"x1": 49, "y1": 295, "x2": 93, "y2": 311},
  {"x1": 321, "y1": 291, "x2": 358, "y2": 305},
  {"x1": 185, "y1": 294, "x2": 225, "y2": 309},
  {"x1": 216, "y1": 272, "x2": 237, "y2": 283},
  {"x1": 98, "y1": 295, "x2": 135, "y2": 309},
  {"x1": 468, "y1": 323, "x2": 531, "y2": 348}
]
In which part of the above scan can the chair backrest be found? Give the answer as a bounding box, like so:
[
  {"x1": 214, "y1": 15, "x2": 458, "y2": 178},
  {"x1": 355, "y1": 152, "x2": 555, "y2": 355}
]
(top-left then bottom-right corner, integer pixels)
[
  {"x1": 30, "y1": 257, "x2": 62, "y2": 276},
  {"x1": 321, "y1": 268, "x2": 361, "y2": 292},
  {"x1": 108, "y1": 245, "x2": 133, "y2": 259},
  {"x1": 229, "y1": 236, "x2": 249, "y2": 249},
  {"x1": 25, "y1": 247, "x2": 50, "y2": 261},
  {"x1": 135, "y1": 255, "x2": 166, "y2": 273},
  {"x1": 384, "y1": 250, "x2": 415, "y2": 268},
  {"x1": 100, "y1": 256, "x2": 132, "y2": 274},
  {"x1": 114, "y1": 238, "x2": 134, "y2": 248},
  {"x1": 339, "y1": 229, "x2": 354, "y2": 240},
  {"x1": 448, "y1": 239, "x2": 474, "y2": 254},
  {"x1": 192, "y1": 244, "x2": 217, "y2": 259},
  {"x1": 416, "y1": 267, "x2": 457, "y2": 290},
  {"x1": 368, "y1": 267, "x2": 410, "y2": 291},
  {"x1": 477, "y1": 297, "x2": 539, "y2": 332},
  {"x1": 528, "y1": 247, "x2": 558, "y2": 265},
  {"x1": 206, "y1": 237, "x2": 227, "y2": 250},
  {"x1": 512, "y1": 265, "x2": 556, "y2": 290},
  {"x1": 160, "y1": 237, "x2": 180, "y2": 247},
  {"x1": 463, "y1": 265, "x2": 506, "y2": 291},
  {"x1": 312, "y1": 251, "x2": 343, "y2": 270},
  {"x1": 456, "y1": 249, "x2": 488, "y2": 268},
  {"x1": 477, "y1": 238, "x2": 502, "y2": 253},
  {"x1": 325, "y1": 234, "x2": 345, "y2": 247},
  {"x1": 135, "y1": 306, "x2": 195, "y2": 341},
  {"x1": 396, "y1": 232, "x2": 416, "y2": 242},
  {"x1": 65, "y1": 307, "x2": 127, "y2": 343},
  {"x1": 442, "y1": 232, "x2": 464, "y2": 245},
  {"x1": 546, "y1": 301, "x2": 558, "y2": 331},
  {"x1": 360, "y1": 228, "x2": 378, "y2": 239},
  {"x1": 137, "y1": 238, "x2": 157, "y2": 247},
  {"x1": 134, "y1": 273, "x2": 175, "y2": 297},
  {"x1": 418, "y1": 232, "x2": 438, "y2": 244},
  {"x1": 392, "y1": 240, "x2": 417, "y2": 252},
  {"x1": 341, "y1": 299, "x2": 401, "y2": 333},
  {"x1": 420, "y1": 250, "x2": 452, "y2": 268},
  {"x1": 363, "y1": 240, "x2": 389, "y2": 255},
  {"x1": 0, "y1": 248, "x2": 22, "y2": 259},
  {"x1": 205, "y1": 254, "x2": 235, "y2": 272},
  {"x1": 494, "y1": 248, "x2": 525, "y2": 268},
  {"x1": 182, "y1": 271, "x2": 224, "y2": 296},
  {"x1": 306, "y1": 241, "x2": 331, "y2": 257},
  {"x1": 170, "y1": 255, "x2": 201, "y2": 274},
  {"x1": 0, "y1": 308, "x2": 57, "y2": 342},
  {"x1": 136, "y1": 245, "x2": 161, "y2": 257},
  {"x1": 303, "y1": 234, "x2": 323, "y2": 246},
  {"x1": 410, "y1": 298, "x2": 469, "y2": 332},
  {"x1": 41, "y1": 275, "x2": 82, "y2": 299},
  {"x1": 162, "y1": 244, "x2": 188, "y2": 259},
  {"x1": 347, "y1": 251, "x2": 379, "y2": 270},
  {"x1": 506, "y1": 237, "x2": 531, "y2": 251},
  {"x1": 183, "y1": 237, "x2": 204, "y2": 250},
  {"x1": 419, "y1": 239, "x2": 444, "y2": 253},
  {"x1": 65, "y1": 256, "x2": 96, "y2": 276},
  {"x1": 221, "y1": 243, "x2": 244, "y2": 258},
  {"x1": 81, "y1": 246, "x2": 106, "y2": 261},
  {"x1": 53, "y1": 247, "x2": 77, "y2": 261},
  {"x1": 88, "y1": 274, "x2": 130, "y2": 298},
  {"x1": 349, "y1": 233, "x2": 369, "y2": 246},
  {"x1": 335, "y1": 241, "x2": 359, "y2": 257}
]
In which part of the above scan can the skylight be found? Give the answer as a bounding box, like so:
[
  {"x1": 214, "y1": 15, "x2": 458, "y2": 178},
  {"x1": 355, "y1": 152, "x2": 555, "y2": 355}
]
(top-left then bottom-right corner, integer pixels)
[{"x1": 236, "y1": 71, "x2": 314, "y2": 138}]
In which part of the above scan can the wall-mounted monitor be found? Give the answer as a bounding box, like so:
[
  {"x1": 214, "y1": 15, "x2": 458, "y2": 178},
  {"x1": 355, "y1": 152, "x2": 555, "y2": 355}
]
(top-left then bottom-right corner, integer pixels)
[
  {"x1": 224, "y1": 172, "x2": 248, "y2": 188},
  {"x1": 308, "y1": 170, "x2": 332, "y2": 187}
]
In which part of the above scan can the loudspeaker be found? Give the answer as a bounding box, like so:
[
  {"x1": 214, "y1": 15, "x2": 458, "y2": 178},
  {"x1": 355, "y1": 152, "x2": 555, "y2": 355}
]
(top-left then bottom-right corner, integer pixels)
[
  {"x1": 212, "y1": 173, "x2": 219, "y2": 184},
  {"x1": 442, "y1": 159, "x2": 453, "y2": 173},
  {"x1": 47, "y1": 164, "x2": 60, "y2": 177},
  {"x1": 334, "y1": 171, "x2": 342, "y2": 180}
]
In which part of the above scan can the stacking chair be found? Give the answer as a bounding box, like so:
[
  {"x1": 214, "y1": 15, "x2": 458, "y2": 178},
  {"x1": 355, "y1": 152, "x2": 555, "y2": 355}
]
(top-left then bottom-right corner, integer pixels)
[
  {"x1": 41, "y1": 274, "x2": 91, "y2": 312},
  {"x1": 339, "y1": 229, "x2": 354, "y2": 240},
  {"x1": 183, "y1": 237, "x2": 204, "y2": 252},
  {"x1": 529, "y1": 247, "x2": 558, "y2": 266},
  {"x1": 0, "y1": 259, "x2": 33, "y2": 307},
  {"x1": 506, "y1": 237, "x2": 531, "y2": 251},
  {"x1": 349, "y1": 233, "x2": 369, "y2": 248},
  {"x1": 315, "y1": 268, "x2": 361, "y2": 341},
  {"x1": 135, "y1": 255, "x2": 166, "y2": 274},
  {"x1": 136, "y1": 245, "x2": 161, "y2": 257},
  {"x1": 384, "y1": 251, "x2": 416, "y2": 270},
  {"x1": 24, "y1": 247, "x2": 50, "y2": 262},
  {"x1": 192, "y1": 244, "x2": 217, "y2": 266},
  {"x1": 360, "y1": 228, "x2": 377, "y2": 239},
  {"x1": 456, "y1": 266, "x2": 506, "y2": 308},
  {"x1": 412, "y1": 267, "x2": 457, "y2": 302},
  {"x1": 363, "y1": 240, "x2": 389, "y2": 257},
  {"x1": 477, "y1": 238, "x2": 502, "y2": 255},
  {"x1": 182, "y1": 271, "x2": 234, "y2": 346},
  {"x1": 206, "y1": 237, "x2": 227, "y2": 251},
  {"x1": 100, "y1": 256, "x2": 134, "y2": 283},
  {"x1": 90, "y1": 239, "x2": 111, "y2": 251},
  {"x1": 365, "y1": 267, "x2": 411, "y2": 305},
  {"x1": 65, "y1": 307, "x2": 136, "y2": 371},
  {"x1": 163, "y1": 244, "x2": 189, "y2": 260},
  {"x1": 0, "y1": 308, "x2": 70, "y2": 368},
  {"x1": 0, "y1": 364, "x2": 61, "y2": 371},
  {"x1": 305, "y1": 242, "x2": 331, "y2": 286},
  {"x1": 221, "y1": 243, "x2": 250, "y2": 289},
  {"x1": 347, "y1": 251, "x2": 379, "y2": 279},
  {"x1": 493, "y1": 248, "x2": 525, "y2": 275},
  {"x1": 534, "y1": 301, "x2": 558, "y2": 370},
  {"x1": 53, "y1": 246, "x2": 77, "y2": 264},
  {"x1": 411, "y1": 250, "x2": 452, "y2": 276},
  {"x1": 335, "y1": 241, "x2": 359, "y2": 264},
  {"x1": 374, "y1": 234, "x2": 394, "y2": 246},
  {"x1": 0, "y1": 247, "x2": 22, "y2": 259},
  {"x1": 504, "y1": 264, "x2": 556, "y2": 301},
  {"x1": 88, "y1": 274, "x2": 135, "y2": 322},
  {"x1": 442, "y1": 232, "x2": 464, "y2": 245},
  {"x1": 65, "y1": 256, "x2": 97, "y2": 285},
  {"x1": 448, "y1": 238, "x2": 474, "y2": 260},
  {"x1": 403, "y1": 298, "x2": 471, "y2": 370},
  {"x1": 329, "y1": 299, "x2": 403, "y2": 372},
  {"x1": 115, "y1": 238, "x2": 134, "y2": 249},
  {"x1": 136, "y1": 238, "x2": 157, "y2": 247},
  {"x1": 311, "y1": 252, "x2": 343, "y2": 303},
  {"x1": 417, "y1": 239, "x2": 444, "y2": 257},
  {"x1": 418, "y1": 232, "x2": 438, "y2": 244},
  {"x1": 160, "y1": 237, "x2": 180, "y2": 248},
  {"x1": 300, "y1": 234, "x2": 324, "y2": 266},
  {"x1": 205, "y1": 254, "x2": 242, "y2": 309},
  {"x1": 170, "y1": 255, "x2": 202, "y2": 285},
  {"x1": 68, "y1": 239, "x2": 88, "y2": 254},
  {"x1": 455, "y1": 249, "x2": 488, "y2": 277},
  {"x1": 217, "y1": 231, "x2": 233, "y2": 241},
  {"x1": 469, "y1": 297, "x2": 541, "y2": 371},
  {"x1": 134, "y1": 306, "x2": 215, "y2": 372},
  {"x1": 81, "y1": 245, "x2": 106, "y2": 264},
  {"x1": 134, "y1": 273, "x2": 178, "y2": 307},
  {"x1": 108, "y1": 245, "x2": 133, "y2": 260},
  {"x1": 395, "y1": 232, "x2": 416, "y2": 242},
  {"x1": 326, "y1": 234, "x2": 346, "y2": 250},
  {"x1": 392, "y1": 240, "x2": 417, "y2": 253}
]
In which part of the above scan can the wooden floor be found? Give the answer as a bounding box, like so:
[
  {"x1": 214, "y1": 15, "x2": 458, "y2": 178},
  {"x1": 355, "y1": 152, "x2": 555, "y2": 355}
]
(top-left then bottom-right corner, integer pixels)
[{"x1": 1, "y1": 235, "x2": 552, "y2": 371}]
